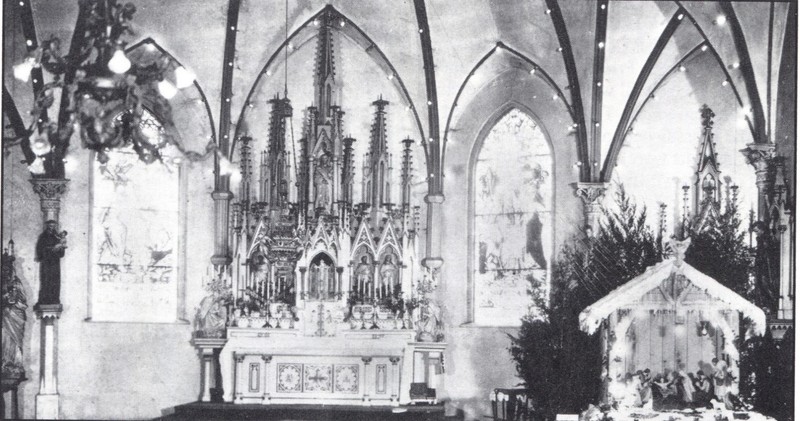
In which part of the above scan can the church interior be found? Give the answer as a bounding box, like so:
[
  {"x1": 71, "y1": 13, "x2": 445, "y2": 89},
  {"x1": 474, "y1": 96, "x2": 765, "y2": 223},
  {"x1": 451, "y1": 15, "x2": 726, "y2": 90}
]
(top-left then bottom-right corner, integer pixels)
[{"x1": 1, "y1": 1, "x2": 796, "y2": 420}]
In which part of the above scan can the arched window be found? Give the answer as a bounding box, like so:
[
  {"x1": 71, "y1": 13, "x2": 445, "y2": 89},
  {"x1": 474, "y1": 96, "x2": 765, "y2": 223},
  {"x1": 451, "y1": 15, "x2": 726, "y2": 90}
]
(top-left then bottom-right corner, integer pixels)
[
  {"x1": 89, "y1": 109, "x2": 184, "y2": 323},
  {"x1": 471, "y1": 109, "x2": 553, "y2": 326}
]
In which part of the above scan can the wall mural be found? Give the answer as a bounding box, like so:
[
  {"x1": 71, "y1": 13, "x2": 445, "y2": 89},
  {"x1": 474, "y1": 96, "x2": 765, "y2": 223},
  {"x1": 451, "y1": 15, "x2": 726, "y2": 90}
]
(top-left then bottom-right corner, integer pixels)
[
  {"x1": 473, "y1": 109, "x2": 552, "y2": 326},
  {"x1": 90, "y1": 111, "x2": 181, "y2": 322}
]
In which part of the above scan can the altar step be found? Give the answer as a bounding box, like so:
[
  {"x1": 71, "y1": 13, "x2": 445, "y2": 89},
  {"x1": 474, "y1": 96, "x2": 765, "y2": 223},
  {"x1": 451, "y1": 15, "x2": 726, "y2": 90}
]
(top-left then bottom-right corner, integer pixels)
[{"x1": 157, "y1": 402, "x2": 456, "y2": 421}]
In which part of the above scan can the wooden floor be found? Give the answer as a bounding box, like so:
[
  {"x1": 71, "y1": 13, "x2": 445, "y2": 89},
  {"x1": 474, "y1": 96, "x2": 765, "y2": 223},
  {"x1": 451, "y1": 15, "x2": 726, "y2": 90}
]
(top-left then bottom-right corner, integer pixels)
[{"x1": 157, "y1": 401, "x2": 456, "y2": 421}]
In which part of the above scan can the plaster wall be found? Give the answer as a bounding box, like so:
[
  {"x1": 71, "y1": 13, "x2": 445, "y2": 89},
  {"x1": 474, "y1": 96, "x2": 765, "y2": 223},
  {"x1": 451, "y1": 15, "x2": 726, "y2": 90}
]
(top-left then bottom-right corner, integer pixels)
[
  {"x1": 437, "y1": 66, "x2": 583, "y2": 420},
  {"x1": 2, "y1": 143, "x2": 216, "y2": 419},
  {"x1": 4, "y1": 1, "x2": 220, "y2": 416}
]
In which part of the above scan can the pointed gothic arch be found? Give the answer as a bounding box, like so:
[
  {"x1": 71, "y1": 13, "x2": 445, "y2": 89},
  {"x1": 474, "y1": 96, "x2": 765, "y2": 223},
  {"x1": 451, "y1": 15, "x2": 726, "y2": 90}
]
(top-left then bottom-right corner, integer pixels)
[
  {"x1": 232, "y1": 5, "x2": 426, "y2": 167},
  {"x1": 467, "y1": 105, "x2": 555, "y2": 325}
]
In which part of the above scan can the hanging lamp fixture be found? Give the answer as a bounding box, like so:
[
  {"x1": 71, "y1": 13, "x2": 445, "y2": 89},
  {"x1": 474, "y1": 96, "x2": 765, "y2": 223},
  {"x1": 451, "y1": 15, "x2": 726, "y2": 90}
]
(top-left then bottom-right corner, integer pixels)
[{"x1": 12, "y1": 0, "x2": 210, "y2": 169}]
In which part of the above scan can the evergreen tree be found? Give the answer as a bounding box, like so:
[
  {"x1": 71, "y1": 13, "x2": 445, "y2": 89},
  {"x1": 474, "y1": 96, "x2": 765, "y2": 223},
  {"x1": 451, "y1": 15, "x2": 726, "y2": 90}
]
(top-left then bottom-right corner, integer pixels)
[
  {"x1": 684, "y1": 193, "x2": 793, "y2": 420},
  {"x1": 509, "y1": 184, "x2": 662, "y2": 419},
  {"x1": 684, "y1": 198, "x2": 753, "y2": 300}
]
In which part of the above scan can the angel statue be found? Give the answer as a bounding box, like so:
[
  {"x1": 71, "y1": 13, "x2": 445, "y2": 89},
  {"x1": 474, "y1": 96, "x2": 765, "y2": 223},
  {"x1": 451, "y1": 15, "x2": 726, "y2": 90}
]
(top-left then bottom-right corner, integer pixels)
[
  {"x1": 195, "y1": 275, "x2": 233, "y2": 338},
  {"x1": 416, "y1": 298, "x2": 443, "y2": 342}
]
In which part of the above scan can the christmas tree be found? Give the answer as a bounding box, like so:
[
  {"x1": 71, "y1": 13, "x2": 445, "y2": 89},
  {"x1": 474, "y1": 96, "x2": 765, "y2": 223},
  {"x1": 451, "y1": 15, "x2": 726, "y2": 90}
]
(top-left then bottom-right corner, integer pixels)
[{"x1": 509, "y1": 184, "x2": 662, "y2": 418}]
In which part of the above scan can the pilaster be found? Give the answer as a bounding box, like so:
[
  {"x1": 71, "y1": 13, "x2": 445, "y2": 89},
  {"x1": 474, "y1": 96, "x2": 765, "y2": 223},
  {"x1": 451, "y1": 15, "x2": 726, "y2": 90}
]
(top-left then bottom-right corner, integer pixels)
[{"x1": 572, "y1": 182, "x2": 609, "y2": 236}]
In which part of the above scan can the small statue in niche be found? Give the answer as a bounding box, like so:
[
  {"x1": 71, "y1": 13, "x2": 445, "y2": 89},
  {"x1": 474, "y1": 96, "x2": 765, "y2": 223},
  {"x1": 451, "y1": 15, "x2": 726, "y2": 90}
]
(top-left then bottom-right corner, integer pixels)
[
  {"x1": 2, "y1": 245, "x2": 28, "y2": 378},
  {"x1": 250, "y1": 254, "x2": 269, "y2": 293},
  {"x1": 35, "y1": 220, "x2": 67, "y2": 305},
  {"x1": 354, "y1": 255, "x2": 373, "y2": 300},
  {"x1": 313, "y1": 143, "x2": 334, "y2": 210},
  {"x1": 379, "y1": 255, "x2": 398, "y2": 298}
]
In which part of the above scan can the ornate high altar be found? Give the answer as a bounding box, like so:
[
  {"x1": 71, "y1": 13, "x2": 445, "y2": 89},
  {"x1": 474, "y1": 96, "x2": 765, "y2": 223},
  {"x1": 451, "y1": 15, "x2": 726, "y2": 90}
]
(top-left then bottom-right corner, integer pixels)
[{"x1": 194, "y1": 9, "x2": 445, "y2": 407}]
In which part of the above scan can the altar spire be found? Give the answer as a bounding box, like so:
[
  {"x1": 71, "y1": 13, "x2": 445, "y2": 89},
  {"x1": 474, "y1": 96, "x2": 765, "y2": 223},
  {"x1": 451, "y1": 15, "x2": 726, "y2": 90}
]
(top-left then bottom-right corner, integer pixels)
[
  {"x1": 364, "y1": 97, "x2": 392, "y2": 208},
  {"x1": 693, "y1": 105, "x2": 722, "y2": 229},
  {"x1": 264, "y1": 95, "x2": 293, "y2": 209},
  {"x1": 314, "y1": 9, "x2": 337, "y2": 124}
]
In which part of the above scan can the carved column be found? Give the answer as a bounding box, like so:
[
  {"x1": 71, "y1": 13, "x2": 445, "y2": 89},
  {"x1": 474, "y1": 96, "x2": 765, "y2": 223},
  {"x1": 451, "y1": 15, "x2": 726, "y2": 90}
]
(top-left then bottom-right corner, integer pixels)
[
  {"x1": 771, "y1": 158, "x2": 793, "y2": 320},
  {"x1": 299, "y1": 267, "x2": 307, "y2": 300},
  {"x1": 740, "y1": 143, "x2": 776, "y2": 219},
  {"x1": 34, "y1": 307, "x2": 61, "y2": 419},
  {"x1": 30, "y1": 178, "x2": 68, "y2": 420},
  {"x1": 211, "y1": 190, "x2": 234, "y2": 266},
  {"x1": 573, "y1": 182, "x2": 609, "y2": 237}
]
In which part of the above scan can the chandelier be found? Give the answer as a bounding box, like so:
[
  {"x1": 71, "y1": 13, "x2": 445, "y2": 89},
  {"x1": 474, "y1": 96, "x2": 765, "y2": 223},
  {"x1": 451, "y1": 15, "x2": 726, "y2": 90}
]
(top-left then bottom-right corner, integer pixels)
[{"x1": 12, "y1": 0, "x2": 213, "y2": 170}]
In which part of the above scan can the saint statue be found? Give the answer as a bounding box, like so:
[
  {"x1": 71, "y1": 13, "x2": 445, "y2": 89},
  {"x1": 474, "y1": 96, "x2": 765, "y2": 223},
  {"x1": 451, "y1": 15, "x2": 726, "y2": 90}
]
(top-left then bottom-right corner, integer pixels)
[
  {"x1": 379, "y1": 255, "x2": 398, "y2": 298},
  {"x1": 416, "y1": 299, "x2": 443, "y2": 342},
  {"x1": 196, "y1": 294, "x2": 228, "y2": 338},
  {"x1": 314, "y1": 144, "x2": 333, "y2": 209},
  {"x1": 355, "y1": 255, "x2": 373, "y2": 299},
  {"x1": 2, "y1": 248, "x2": 27, "y2": 378},
  {"x1": 36, "y1": 220, "x2": 67, "y2": 305},
  {"x1": 250, "y1": 254, "x2": 269, "y2": 295}
]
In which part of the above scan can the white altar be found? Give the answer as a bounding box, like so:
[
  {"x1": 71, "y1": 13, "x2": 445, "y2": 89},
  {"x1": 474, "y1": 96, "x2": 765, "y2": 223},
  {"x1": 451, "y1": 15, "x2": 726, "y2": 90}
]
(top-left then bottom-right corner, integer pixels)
[
  {"x1": 196, "y1": 8, "x2": 447, "y2": 408},
  {"x1": 220, "y1": 326, "x2": 445, "y2": 406}
]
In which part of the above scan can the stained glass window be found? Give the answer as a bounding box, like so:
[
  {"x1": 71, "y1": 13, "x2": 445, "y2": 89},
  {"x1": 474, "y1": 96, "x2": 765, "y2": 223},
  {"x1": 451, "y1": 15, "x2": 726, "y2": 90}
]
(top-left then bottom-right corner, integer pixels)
[
  {"x1": 89, "y1": 110, "x2": 182, "y2": 322},
  {"x1": 473, "y1": 109, "x2": 553, "y2": 326}
]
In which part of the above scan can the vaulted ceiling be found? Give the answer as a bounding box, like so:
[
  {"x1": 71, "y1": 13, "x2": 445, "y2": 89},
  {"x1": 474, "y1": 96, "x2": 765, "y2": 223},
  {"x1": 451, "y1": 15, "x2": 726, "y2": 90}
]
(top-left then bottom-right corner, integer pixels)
[{"x1": 3, "y1": 0, "x2": 796, "y2": 191}]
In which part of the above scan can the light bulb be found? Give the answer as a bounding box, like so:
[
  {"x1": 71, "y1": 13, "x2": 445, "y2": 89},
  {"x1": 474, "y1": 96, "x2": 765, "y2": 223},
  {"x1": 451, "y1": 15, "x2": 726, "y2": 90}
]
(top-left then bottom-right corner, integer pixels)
[
  {"x1": 174, "y1": 66, "x2": 195, "y2": 89},
  {"x1": 715, "y1": 15, "x2": 727, "y2": 26},
  {"x1": 158, "y1": 80, "x2": 178, "y2": 99},
  {"x1": 30, "y1": 132, "x2": 51, "y2": 156},
  {"x1": 63, "y1": 152, "x2": 79, "y2": 174},
  {"x1": 219, "y1": 155, "x2": 236, "y2": 176},
  {"x1": 28, "y1": 157, "x2": 46, "y2": 175},
  {"x1": 13, "y1": 57, "x2": 35, "y2": 82},
  {"x1": 108, "y1": 49, "x2": 131, "y2": 74},
  {"x1": 230, "y1": 169, "x2": 243, "y2": 184}
]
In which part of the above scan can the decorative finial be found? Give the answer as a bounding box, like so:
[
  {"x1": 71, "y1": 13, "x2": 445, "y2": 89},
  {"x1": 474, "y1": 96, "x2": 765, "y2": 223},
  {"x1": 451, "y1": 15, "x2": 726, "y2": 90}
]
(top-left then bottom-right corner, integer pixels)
[
  {"x1": 667, "y1": 237, "x2": 691, "y2": 266},
  {"x1": 700, "y1": 104, "x2": 715, "y2": 129}
]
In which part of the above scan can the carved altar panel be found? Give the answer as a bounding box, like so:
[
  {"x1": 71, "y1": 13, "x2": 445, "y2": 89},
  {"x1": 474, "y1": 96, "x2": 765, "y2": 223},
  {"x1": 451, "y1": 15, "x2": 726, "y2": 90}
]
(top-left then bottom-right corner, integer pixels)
[{"x1": 89, "y1": 145, "x2": 182, "y2": 322}]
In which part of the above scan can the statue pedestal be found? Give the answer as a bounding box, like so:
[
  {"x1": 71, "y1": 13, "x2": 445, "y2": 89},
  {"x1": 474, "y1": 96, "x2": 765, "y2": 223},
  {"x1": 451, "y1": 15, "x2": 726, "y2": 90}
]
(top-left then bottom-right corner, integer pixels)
[
  {"x1": 2, "y1": 375, "x2": 26, "y2": 419},
  {"x1": 34, "y1": 303, "x2": 62, "y2": 420},
  {"x1": 192, "y1": 338, "x2": 228, "y2": 402}
]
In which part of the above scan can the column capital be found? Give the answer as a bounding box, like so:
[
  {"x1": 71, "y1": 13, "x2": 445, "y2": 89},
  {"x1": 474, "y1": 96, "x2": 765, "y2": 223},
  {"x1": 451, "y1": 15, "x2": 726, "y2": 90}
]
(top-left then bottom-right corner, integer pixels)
[
  {"x1": 34, "y1": 303, "x2": 63, "y2": 320},
  {"x1": 740, "y1": 143, "x2": 776, "y2": 170},
  {"x1": 211, "y1": 190, "x2": 234, "y2": 201},
  {"x1": 424, "y1": 193, "x2": 445, "y2": 205},
  {"x1": 572, "y1": 182, "x2": 610, "y2": 205},
  {"x1": 30, "y1": 178, "x2": 70, "y2": 200},
  {"x1": 30, "y1": 178, "x2": 70, "y2": 223},
  {"x1": 572, "y1": 182, "x2": 609, "y2": 236},
  {"x1": 422, "y1": 257, "x2": 444, "y2": 270}
]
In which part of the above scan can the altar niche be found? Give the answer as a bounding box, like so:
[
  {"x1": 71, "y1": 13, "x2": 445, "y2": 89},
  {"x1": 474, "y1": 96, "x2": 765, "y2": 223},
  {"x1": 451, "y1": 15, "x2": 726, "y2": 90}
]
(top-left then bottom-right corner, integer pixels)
[{"x1": 308, "y1": 253, "x2": 338, "y2": 301}]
